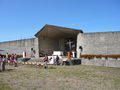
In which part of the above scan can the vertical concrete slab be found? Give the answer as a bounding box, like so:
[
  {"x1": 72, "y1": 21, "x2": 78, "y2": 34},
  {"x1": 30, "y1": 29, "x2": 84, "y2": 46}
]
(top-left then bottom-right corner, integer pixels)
[{"x1": 34, "y1": 38, "x2": 39, "y2": 58}]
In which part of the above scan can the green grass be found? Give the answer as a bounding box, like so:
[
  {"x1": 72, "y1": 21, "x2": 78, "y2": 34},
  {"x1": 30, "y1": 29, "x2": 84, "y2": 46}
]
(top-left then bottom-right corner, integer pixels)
[
  {"x1": 0, "y1": 83, "x2": 13, "y2": 90},
  {"x1": 0, "y1": 64, "x2": 120, "y2": 90}
]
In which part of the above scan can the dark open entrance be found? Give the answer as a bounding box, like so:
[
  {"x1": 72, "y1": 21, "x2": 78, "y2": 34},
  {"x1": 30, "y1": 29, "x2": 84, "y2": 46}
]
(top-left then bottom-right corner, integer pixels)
[{"x1": 64, "y1": 38, "x2": 76, "y2": 56}]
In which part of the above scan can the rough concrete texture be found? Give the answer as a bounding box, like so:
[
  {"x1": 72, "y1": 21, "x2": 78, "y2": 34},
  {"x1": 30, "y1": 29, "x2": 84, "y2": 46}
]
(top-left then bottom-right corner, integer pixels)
[
  {"x1": 34, "y1": 38, "x2": 39, "y2": 58},
  {"x1": 38, "y1": 36, "x2": 64, "y2": 55},
  {"x1": 77, "y1": 31, "x2": 120, "y2": 58},
  {"x1": 82, "y1": 59, "x2": 120, "y2": 68},
  {"x1": 0, "y1": 38, "x2": 38, "y2": 57}
]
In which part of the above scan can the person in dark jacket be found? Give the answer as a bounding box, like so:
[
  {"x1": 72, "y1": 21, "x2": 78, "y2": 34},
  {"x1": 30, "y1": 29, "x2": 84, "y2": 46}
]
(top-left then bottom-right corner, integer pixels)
[
  {"x1": 56, "y1": 55, "x2": 59, "y2": 65},
  {"x1": 43, "y1": 54, "x2": 48, "y2": 69}
]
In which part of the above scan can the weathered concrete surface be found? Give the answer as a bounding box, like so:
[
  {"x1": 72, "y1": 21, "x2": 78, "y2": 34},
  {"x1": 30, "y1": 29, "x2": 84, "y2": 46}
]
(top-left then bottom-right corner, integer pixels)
[
  {"x1": 0, "y1": 38, "x2": 38, "y2": 58},
  {"x1": 38, "y1": 36, "x2": 60, "y2": 55},
  {"x1": 82, "y1": 59, "x2": 120, "y2": 68},
  {"x1": 34, "y1": 38, "x2": 39, "y2": 58},
  {"x1": 77, "y1": 31, "x2": 120, "y2": 58},
  {"x1": 38, "y1": 36, "x2": 66, "y2": 55}
]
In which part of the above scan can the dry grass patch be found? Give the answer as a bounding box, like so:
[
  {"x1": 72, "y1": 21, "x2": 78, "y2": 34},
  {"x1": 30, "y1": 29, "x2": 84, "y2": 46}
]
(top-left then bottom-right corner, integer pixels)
[{"x1": 0, "y1": 64, "x2": 120, "y2": 90}]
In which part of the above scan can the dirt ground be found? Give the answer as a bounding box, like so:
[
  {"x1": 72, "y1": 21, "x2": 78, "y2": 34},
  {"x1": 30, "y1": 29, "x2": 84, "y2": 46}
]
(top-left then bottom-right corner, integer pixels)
[{"x1": 0, "y1": 64, "x2": 120, "y2": 90}]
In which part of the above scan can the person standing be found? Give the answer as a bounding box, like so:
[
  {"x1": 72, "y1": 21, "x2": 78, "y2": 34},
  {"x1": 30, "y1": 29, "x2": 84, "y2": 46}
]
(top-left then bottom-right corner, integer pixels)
[
  {"x1": 0, "y1": 56, "x2": 5, "y2": 71},
  {"x1": 14, "y1": 54, "x2": 17, "y2": 67},
  {"x1": 43, "y1": 54, "x2": 48, "y2": 69},
  {"x1": 2, "y1": 56, "x2": 5, "y2": 71},
  {"x1": 6, "y1": 53, "x2": 9, "y2": 61},
  {"x1": 56, "y1": 55, "x2": 59, "y2": 65},
  {"x1": 11, "y1": 54, "x2": 14, "y2": 61},
  {"x1": 0, "y1": 56, "x2": 2, "y2": 71},
  {"x1": 10, "y1": 54, "x2": 14, "y2": 65}
]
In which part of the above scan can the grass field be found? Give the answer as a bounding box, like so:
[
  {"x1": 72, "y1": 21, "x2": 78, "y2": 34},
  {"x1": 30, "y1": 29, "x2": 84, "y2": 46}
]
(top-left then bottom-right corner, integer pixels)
[{"x1": 0, "y1": 64, "x2": 120, "y2": 90}]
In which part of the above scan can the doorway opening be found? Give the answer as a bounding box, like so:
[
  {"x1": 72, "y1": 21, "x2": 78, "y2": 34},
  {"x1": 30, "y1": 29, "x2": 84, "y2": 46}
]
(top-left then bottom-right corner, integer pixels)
[{"x1": 64, "y1": 38, "x2": 76, "y2": 56}]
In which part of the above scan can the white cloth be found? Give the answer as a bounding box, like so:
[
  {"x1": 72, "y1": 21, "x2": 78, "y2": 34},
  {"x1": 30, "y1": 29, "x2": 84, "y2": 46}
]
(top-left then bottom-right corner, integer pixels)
[{"x1": 49, "y1": 56, "x2": 56, "y2": 64}]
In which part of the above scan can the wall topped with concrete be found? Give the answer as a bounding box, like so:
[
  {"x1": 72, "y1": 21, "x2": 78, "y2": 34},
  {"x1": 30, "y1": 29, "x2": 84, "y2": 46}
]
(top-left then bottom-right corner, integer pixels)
[
  {"x1": 77, "y1": 31, "x2": 120, "y2": 58},
  {"x1": 0, "y1": 38, "x2": 38, "y2": 58}
]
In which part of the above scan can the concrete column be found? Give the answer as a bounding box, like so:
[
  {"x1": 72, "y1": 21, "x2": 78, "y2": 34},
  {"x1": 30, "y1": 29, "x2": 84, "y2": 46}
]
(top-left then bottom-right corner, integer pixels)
[
  {"x1": 76, "y1": 33, "x2": 82, "y2": 58},
  {"x1": 34, "y1": 38, "x2": 39, "y2": 58},
  {"x1": 77, "y1": 49, "x2": 80, "y2": 58}
]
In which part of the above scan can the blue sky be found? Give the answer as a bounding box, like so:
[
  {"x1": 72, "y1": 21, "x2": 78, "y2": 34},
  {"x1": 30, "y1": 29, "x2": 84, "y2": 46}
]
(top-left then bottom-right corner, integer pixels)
[{"x1": 0, "y1": 0, "x2": 120, "y2": 42}]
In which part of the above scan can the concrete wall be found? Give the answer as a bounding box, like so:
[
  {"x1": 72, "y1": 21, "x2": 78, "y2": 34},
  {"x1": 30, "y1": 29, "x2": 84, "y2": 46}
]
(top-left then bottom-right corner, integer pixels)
[
  {"x1": 0, "y1": 38, "x2": 38, "y2": 58},
  {"x1": 82, "y1": 59, "x2": 120, "y2": 68},
  {"x1": 38, "y1": 36, "x2": 65, "y2": 55},
  {"x1": 77, "y1": 31, "x2": 120, "y2": 58},
  {"x1": 38, "y1": 37, "x2": 59, "y2": 55}
]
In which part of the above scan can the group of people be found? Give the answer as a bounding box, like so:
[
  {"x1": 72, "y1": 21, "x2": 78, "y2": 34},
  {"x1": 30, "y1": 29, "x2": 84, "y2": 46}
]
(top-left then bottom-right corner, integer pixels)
[
  {"x1": 6, "y1": 53, "x2": 18, "y2": 67},
  {"x1": 43, "y1": 54, "x2": 60, "y2": 69},
  {"x1": 0, "y1": 53, "x2": 18, "y2": 69}
]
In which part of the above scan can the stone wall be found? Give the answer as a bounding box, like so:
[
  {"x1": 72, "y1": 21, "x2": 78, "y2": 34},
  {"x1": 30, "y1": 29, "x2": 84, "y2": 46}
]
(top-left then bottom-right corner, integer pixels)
[
  {"x1": 81, "y1": 59, "x2": 120, "y2": 68},
  {"x1": 77, "y1": 31, "x2": 120, "y2": 58},
  {"x1": 0, "y1": 38, "x2": 39, "y2": 58}
]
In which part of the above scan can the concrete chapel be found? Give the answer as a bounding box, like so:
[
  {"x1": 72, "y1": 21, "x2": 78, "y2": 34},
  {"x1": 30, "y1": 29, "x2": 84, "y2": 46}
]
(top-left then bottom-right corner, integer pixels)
[
  {"x1": 0, "y1": 24, "x2": 120, "y2": 59},
  {"x1": 35, "y1": 24, "x2": 83, "y2": 56}
]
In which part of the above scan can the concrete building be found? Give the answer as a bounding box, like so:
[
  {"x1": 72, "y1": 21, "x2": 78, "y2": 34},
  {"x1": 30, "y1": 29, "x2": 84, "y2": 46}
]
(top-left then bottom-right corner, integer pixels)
[
  {"x1": 35, "y1": 24, "x2": 83, "y2": 57},
  {"x1": 0, "y1": 24, "x2": 120, "y2": 59}
]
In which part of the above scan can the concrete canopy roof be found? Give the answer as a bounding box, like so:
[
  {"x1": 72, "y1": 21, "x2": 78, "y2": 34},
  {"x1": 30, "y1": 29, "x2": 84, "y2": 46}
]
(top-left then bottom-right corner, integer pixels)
[{"x1": 35, "y1": 24, "x2": 83, "y2": 38}]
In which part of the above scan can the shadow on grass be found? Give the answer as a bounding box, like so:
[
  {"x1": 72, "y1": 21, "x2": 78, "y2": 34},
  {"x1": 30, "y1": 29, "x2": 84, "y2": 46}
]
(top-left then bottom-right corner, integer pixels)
[
  {"x1": 48, "y1": 66, "x2": 56, "y2": 69},
  {"x1": 4, "y1": 69, "x2": 14, "y2": 72},
  {"x1": 26, "y1": 64, "x2": 57, "y2": 69},
  {"x1": 0, "y1": 69, "x2": 14, "y2": 73},
  {"x1": 5, "y1": 69, "x2": 14, "y2": 71}
]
